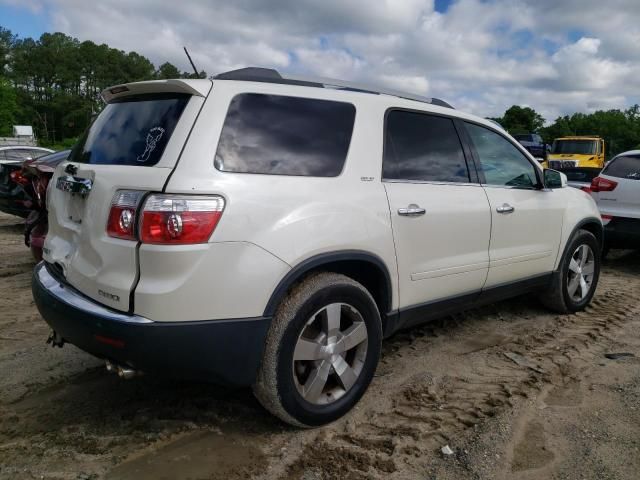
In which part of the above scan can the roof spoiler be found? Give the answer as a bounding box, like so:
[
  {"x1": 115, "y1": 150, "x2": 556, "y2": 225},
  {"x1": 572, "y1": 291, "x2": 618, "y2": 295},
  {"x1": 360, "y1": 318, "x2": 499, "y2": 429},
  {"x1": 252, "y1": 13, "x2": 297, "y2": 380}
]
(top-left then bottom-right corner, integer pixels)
[{"x1": 101, "y1": 79, "x2": 212, "y2": 103}]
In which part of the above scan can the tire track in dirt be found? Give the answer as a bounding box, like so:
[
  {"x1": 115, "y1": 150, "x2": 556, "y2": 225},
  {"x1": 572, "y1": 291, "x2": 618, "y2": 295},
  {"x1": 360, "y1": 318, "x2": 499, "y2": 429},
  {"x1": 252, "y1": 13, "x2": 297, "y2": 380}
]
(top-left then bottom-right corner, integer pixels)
[
  {"x1": 0, "y1": 262, "x2": 33, "y2": 278},
  {"x1": 284, "y1": 278, "x2": 640, "y2": 480}
]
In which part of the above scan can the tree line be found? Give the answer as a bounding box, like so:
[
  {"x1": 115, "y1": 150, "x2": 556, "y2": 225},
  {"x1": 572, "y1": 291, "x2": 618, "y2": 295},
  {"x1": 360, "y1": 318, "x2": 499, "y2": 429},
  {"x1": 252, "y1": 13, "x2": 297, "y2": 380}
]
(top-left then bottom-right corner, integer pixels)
[
  {"x1": 0, "y1": 26, "x2": 205, "y2": 146},
  {"x1": 2, "y1": 26, "x2": 640, "y2": 157},
  {"x1": 490, "y1": 104, "x2": 640, "y2": 158}
]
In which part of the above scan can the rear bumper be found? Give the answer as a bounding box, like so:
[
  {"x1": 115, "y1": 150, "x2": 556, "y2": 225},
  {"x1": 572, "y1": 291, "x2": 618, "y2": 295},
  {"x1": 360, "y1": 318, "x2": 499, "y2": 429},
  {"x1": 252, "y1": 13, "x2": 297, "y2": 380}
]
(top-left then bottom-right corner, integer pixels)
[
  {"x1": 604, "y1": 217, "x2": 640, "y2": 249},
  {"x1": 32, "y1": 262, "x2": 271, "y2": 386}
]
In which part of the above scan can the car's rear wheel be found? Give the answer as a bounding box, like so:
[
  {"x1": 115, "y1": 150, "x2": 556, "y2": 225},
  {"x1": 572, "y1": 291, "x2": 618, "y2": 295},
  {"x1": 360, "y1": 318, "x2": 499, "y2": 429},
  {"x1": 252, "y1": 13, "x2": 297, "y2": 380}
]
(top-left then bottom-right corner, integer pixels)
[
  {"x1": 540, "y1": 229, "x2": 600, "y2": 313},
  {"x1": 253, "y1": 272, "x2": 382, "y2": 427}
]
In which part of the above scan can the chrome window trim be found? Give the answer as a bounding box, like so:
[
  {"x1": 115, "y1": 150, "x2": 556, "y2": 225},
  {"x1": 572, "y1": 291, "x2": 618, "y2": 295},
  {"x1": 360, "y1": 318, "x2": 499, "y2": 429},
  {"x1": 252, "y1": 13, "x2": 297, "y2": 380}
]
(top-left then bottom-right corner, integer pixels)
[{"x1": 382, "y1": 178, "x2": 482, "y2": 187}]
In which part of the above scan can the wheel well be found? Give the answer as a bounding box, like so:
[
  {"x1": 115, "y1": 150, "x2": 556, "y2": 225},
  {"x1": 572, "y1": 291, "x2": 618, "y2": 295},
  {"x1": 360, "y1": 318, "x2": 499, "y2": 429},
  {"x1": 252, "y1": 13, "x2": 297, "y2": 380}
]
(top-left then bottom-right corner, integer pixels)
[
  {"x1": 264, "y1": 254, "x2": 393, "y2": 330},
  {"x1": 579, "y1": 220, "x2": 604, "y2": 250},
  {"x1": 315, "y1": 260, "x2": 390, "y2": 316}
]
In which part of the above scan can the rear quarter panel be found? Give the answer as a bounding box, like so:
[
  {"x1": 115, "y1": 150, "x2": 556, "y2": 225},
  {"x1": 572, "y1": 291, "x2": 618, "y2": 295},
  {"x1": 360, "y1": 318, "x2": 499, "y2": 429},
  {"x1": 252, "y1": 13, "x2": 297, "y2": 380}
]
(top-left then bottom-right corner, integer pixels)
[
  {"x1": 158, "y1": 81, "x2": 400, "y2": 314},
  {"x1": 553, "y1": 187, "x2": 602, "y2": 269}
]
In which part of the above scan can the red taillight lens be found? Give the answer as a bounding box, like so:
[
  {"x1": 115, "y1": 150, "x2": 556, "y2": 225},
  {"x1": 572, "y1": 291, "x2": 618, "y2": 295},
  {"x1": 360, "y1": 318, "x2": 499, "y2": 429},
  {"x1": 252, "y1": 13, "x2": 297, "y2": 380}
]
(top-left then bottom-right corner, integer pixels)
[
  {"x1": 140, "y1": 195, "x2": 225, "y2": 244},
  {"x1": 10, "y1": 170, "x2": 29, "y2": 186},
  {"x1": 106, "y1": 190, "x2": 146, "y2": 240},
  {"x1": 590, "y1": 176, "x2": 618, "y2": 192}
]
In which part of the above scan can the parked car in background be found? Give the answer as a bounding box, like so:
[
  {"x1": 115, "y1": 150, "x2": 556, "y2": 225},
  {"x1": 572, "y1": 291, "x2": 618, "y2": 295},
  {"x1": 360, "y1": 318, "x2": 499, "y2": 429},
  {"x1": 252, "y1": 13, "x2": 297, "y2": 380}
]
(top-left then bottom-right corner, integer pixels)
[
  {"x1": 33, "y1": 69, "x2": 602, "y2": 427},
  {"x1": 21, "y1": 150, "x2": 71, "y2": 260},
  {"x1": 0, "y1": 149, "x2": 63, "y2": 218},
  {"x1": 588, "y1": 150, "x2": 640, "y2": 254},
  {"x1": 562, "y1": 167, "x2": 602, "y2": 191},
  {"x1": 0, "y1": 146, "x2": 54, "y2": 164},
  {"x1": 513, "y1": 133, "x2": 548, "y2": 162},
  {"x1": 546, "y1": 136, "x2": 605, "y2": 170}
]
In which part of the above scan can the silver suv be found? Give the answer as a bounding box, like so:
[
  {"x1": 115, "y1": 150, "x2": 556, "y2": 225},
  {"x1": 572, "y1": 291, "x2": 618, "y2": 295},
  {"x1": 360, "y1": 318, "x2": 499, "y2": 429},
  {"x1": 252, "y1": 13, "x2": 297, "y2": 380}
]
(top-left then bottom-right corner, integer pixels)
[{"x1": 33, "y1": 68, "x2": 603, "y2": 426}]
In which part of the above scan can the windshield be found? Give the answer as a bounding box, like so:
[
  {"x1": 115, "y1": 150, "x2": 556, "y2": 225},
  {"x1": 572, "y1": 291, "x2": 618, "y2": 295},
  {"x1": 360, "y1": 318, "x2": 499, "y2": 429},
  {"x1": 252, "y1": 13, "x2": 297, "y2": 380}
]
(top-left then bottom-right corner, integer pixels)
[
  {"x1": 551, "y1": 140, "x2": 597, "y2": 155},
  {"x1": 513, "y1": 134, "x2": 532, "y2": 142},
  {"x1": 69, "y1": 93, "x2": 189, "y2": 166}
]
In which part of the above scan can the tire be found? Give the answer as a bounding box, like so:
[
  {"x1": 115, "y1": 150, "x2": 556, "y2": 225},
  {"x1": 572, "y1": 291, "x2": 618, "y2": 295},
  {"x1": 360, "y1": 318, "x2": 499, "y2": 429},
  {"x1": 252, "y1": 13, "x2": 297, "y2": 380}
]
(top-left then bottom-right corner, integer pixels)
[
  {"x1": 540, "y1": 229, "x2": 600, "y2": 313},
  {"x1": 253, "y1": 272, "x2": 382, "y2": 427}
]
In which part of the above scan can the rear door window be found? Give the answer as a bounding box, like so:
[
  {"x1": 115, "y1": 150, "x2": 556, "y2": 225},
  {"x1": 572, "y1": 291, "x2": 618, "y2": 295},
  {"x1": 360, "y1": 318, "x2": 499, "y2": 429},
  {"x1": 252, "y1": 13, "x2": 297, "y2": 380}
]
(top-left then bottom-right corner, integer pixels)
[
  {"x1": 215, "y1": 93, "x2": 355, "y2": 177},
  {"x1": 603, "y1": 155, "x2": 640, "y2": 180},
  {"x1": 383, "y1": 110, "x2": 470, "y2": 183},
  {"x1": 69, "y1": 93, "x2": 190, "y2": 166}
]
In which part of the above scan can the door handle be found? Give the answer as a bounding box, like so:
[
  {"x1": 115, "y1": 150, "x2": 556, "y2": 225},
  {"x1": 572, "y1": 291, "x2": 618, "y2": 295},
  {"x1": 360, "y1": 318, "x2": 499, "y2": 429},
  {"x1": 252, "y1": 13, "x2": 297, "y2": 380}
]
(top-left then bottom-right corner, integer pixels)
[
  {"x1": 496, "y1": 203, "x2": 515, "y2": 214},
  {"x1": 398, "y1": 204, "x2": 426, "y2": 216}
]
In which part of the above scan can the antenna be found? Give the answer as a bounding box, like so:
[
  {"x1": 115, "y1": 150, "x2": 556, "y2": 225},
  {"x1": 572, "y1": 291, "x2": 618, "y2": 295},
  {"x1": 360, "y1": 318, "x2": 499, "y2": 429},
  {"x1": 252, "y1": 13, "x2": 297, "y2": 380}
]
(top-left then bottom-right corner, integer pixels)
[{"x1": 183, "y1": 47, "x2": 199, "y2": 78}]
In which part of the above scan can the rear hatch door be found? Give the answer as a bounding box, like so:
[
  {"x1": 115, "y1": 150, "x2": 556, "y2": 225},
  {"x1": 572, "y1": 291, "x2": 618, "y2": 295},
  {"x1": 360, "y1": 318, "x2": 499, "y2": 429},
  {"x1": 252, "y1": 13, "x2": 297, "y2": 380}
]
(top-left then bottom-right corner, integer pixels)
[
  {"x1": 595, "y1": 154, "x2": 640, "y2": 219},
  {"x1": 44, "y1": 81, "x2": 211, "y2": 312}
]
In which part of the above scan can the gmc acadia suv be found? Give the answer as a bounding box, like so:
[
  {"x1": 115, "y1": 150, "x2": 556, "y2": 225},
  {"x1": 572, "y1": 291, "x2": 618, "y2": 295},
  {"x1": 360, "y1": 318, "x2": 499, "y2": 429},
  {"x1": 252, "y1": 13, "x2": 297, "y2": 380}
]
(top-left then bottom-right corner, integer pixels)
[{"x1": 33, "y1": 68, "x2": 603, "y2": 427}]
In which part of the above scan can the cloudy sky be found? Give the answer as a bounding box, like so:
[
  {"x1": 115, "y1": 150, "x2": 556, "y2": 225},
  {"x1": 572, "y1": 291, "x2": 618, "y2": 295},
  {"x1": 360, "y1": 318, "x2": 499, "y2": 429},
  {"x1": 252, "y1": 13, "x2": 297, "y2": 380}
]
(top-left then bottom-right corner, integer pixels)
[{"x1": 2, "y1": 0, "x2": 640, "y2": 123}]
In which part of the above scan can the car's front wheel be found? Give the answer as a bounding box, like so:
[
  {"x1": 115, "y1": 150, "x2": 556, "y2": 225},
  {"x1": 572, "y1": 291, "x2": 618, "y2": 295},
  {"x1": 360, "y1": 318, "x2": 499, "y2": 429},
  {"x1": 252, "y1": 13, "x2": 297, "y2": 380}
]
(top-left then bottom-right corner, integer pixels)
[
  {"x1": 540, "y1": 229, "x2": 600, "y2": 313},
  {"x1": 253, "y1": 272, "x2": 382, "y2": 427}
]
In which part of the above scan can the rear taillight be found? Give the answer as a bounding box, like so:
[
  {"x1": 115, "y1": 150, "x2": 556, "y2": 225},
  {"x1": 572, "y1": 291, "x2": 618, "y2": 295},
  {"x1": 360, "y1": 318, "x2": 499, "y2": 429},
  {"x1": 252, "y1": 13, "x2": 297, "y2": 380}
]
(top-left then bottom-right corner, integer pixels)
[
  {"x1": 106, "y1": 190, "x2": 146, "y2": 240},
  {"x1": 139, "y1": 195, "x2": 225, "y2": 244},
  {"x1": 10, "y1": 170, "x2": 29, "y2": 186},
  {"x1": 590, "y1": 176, "x2": 618, "y2": 192}
]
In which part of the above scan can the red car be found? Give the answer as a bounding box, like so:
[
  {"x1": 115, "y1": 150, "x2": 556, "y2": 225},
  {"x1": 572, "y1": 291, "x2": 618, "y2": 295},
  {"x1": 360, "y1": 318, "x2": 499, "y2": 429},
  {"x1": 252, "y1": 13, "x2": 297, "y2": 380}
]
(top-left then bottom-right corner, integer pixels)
[{"x1": 0, "y1": 150, "x2": 70, "y2": 260}]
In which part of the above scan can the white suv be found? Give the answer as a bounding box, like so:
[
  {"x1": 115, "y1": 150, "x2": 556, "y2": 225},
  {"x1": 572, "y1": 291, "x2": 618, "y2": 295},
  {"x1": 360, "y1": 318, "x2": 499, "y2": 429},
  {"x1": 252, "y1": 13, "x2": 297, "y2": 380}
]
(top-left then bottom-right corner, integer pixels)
[
  {"x1": 588, "y1": 150, "x2": 640, "y2": 254},
  {"x1": 33, "y1": 68, "x2": 603, "y2": 427}
]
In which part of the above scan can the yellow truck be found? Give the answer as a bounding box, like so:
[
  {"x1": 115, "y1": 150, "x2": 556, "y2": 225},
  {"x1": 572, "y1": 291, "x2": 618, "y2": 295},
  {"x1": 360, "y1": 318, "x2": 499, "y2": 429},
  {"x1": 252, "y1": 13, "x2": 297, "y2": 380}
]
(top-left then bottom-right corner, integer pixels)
[{"x1": 545, "y1": 136, "x2": 605, "y2": 170}]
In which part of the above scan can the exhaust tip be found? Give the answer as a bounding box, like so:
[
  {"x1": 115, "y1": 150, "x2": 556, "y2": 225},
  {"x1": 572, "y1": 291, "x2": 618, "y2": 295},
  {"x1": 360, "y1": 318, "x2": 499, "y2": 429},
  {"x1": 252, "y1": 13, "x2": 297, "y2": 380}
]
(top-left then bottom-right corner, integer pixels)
[{"x1": 105, "y1": 360, "x2": 142, "y2": 380}]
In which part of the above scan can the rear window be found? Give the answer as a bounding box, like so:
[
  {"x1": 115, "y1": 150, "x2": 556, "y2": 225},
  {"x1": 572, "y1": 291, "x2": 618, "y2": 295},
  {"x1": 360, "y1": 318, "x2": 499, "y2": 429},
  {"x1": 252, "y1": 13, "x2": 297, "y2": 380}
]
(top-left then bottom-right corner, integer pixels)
[
  {"x1": 214, "y1": 93, "x2": 355, "y2": 177},
  {"x1": 69, "y1": 93, "x2": 189, "y2": 166},
  {"x1": 603, "y1": 155, "x2": 640, "y2": 180},
  {"x1": 3, "y1": 149, "x2": 37, "y2": 162}
]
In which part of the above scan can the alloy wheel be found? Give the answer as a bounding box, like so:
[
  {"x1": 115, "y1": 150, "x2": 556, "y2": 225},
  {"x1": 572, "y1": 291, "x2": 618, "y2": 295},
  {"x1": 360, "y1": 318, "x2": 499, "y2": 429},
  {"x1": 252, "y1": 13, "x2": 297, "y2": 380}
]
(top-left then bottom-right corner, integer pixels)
[
  {"x1": 292, "y1": 303, "x2": 368, "y2": 405},
  {"x1": 567, "y1": 244, "x2": 596, "y2": 302}
]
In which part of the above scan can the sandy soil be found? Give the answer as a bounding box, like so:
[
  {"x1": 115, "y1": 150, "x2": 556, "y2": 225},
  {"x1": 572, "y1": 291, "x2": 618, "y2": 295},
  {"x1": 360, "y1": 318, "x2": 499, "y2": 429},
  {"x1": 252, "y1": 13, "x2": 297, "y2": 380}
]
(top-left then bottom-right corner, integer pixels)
[{"x1": 0, "y1": 210, "x2": 638, "y2": 480}]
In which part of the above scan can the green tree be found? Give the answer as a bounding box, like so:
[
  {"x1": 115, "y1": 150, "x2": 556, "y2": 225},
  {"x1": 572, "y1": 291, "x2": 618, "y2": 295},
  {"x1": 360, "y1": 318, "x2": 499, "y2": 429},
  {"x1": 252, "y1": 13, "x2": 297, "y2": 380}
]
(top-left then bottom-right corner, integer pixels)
[
  {"x1": 0, "y1": 76, "x2": 18, "y2": 136},
  {"x1": 492, "y1": 105, "x2": 545, "y2": 134},
  {"x1": 0, "y1": 26, "x2": 16, "y2": 73},
  {"x1": 156, "y1": 62, "x2": 181, "y2": 79}
]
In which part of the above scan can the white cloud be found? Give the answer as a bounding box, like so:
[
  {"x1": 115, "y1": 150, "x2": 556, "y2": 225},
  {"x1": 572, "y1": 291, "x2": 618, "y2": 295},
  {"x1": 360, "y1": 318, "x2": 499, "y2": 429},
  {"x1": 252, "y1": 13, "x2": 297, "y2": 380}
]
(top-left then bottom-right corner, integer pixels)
[{"x1": 6, "y1": 0, "x2": 640, "y2": 123}]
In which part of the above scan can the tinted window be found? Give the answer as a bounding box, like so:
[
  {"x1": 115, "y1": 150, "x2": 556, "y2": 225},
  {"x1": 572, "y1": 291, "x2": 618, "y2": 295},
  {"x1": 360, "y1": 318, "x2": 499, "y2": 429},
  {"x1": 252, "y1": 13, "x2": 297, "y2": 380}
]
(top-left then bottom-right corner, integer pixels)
[
  {"x1": 215, "y1": 94, "x2": 355, "y2": 177},
  {"x1": 466, "y1": 123, "x2": 538, "y2": 188},
  {"x1": 603, "y1": 155, "x2": 640, "y2": 180},
  {"x1": 69, "y1": 93, "x2": 189, "y2": 166},
  {"x1": 513, "y1": 134, "x2": 532, "y2": 142},
  {"x1": 383, "y1": 111, "x2": 470, "y2": 182}
]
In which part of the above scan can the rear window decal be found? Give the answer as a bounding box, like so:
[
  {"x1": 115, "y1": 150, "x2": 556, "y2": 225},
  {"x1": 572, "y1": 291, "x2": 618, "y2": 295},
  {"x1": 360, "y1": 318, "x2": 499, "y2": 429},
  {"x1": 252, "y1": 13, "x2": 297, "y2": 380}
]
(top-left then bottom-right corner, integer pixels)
[{"x1": 137, "y1": 127, "x2": 165, "y2": 163}]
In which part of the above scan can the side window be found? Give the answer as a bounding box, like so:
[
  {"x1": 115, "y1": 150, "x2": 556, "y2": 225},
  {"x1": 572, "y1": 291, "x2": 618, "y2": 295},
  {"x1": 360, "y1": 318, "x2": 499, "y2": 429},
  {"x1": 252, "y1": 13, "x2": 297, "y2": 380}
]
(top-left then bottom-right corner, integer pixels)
[
  {"x1": 465, "y1": 123, "x2": 538, "y2": 188},
  {"x1": 383, "y1": 110, "x2": 470, "y2": 183},
  {"x1": 215, "y1": 93, "x2": 355, "y2": 177}
]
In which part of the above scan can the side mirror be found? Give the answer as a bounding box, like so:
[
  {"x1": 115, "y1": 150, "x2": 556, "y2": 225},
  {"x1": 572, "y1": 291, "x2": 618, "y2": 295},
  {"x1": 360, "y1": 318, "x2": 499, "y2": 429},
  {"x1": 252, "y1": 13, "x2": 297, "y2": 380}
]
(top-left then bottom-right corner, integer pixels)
[{"x1": 544, "y1": 169, "x2": 567, "y2": 189}]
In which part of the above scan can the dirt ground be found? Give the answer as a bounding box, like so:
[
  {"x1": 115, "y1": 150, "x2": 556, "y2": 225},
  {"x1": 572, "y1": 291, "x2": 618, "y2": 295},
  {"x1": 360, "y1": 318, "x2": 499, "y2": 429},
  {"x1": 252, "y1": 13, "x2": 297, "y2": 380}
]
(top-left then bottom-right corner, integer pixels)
[{"x1": 1, "y1": 210, "x2": 639, "y2": 480}]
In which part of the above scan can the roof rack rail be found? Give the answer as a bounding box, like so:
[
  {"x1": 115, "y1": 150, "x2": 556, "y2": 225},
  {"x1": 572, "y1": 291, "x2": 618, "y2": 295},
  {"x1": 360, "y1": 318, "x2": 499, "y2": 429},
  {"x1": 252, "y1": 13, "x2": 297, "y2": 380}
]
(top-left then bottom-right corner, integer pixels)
[{"x1": 214, "y1": 67, "x2": 453, "y2": 109}]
